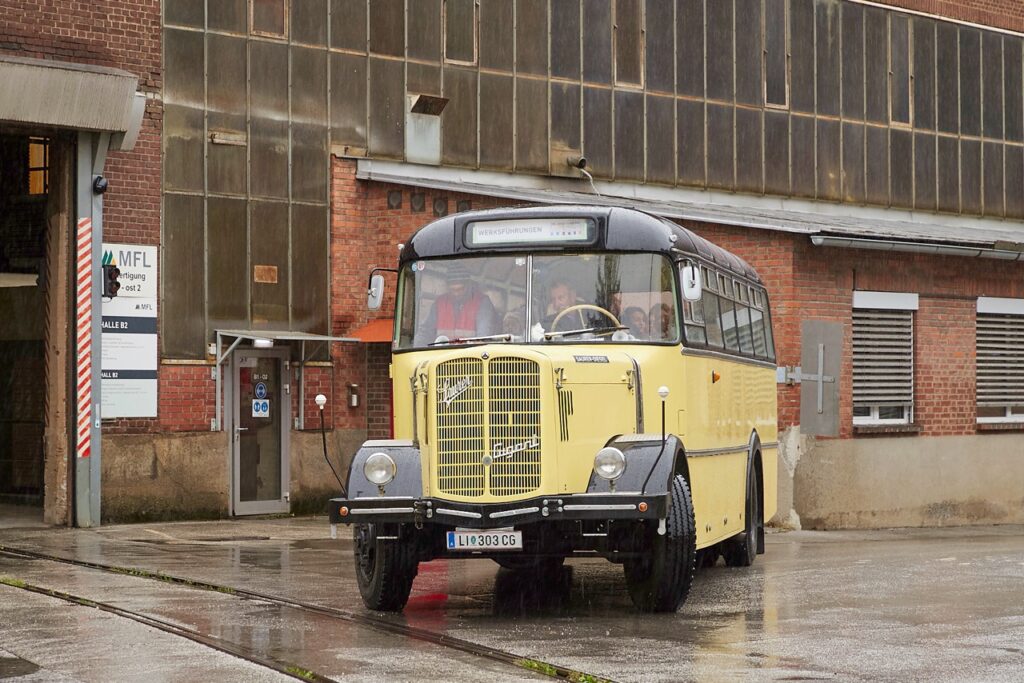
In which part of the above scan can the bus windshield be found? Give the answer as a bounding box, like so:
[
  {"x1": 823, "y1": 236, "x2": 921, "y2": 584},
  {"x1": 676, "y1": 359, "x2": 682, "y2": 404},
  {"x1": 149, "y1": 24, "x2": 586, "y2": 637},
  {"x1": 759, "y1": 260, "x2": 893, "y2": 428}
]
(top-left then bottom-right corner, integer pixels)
[{"x1": 396, "y1": 253, "x2": 679, "y2": 349}]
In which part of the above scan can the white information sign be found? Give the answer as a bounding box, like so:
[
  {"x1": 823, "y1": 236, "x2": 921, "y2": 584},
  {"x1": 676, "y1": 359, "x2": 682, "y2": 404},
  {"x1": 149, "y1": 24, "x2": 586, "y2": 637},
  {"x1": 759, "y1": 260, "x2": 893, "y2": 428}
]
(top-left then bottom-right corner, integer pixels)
[
  {"x1": 101, "y1": 243, "x2": 158, "y2": 418},
  {"x1": 252, "y1": 399, "x2": 270, "y2": 418}
]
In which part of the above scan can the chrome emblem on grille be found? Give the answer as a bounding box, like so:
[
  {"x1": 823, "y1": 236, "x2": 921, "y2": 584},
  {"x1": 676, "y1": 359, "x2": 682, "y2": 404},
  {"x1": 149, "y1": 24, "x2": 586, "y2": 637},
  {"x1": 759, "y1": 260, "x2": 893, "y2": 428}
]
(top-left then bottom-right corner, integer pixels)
[
  {"x1": 491, "y1": 435, "x2": 540, "y2": 461},
  {"x1": 439, "y1": 376, "x2": 473, "y2": 406}
]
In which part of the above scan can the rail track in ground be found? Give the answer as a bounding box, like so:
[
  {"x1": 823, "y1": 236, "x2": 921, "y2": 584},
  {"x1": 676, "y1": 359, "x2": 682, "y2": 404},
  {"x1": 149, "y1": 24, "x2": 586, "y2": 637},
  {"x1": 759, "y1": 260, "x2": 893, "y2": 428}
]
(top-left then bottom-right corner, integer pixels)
[{"x1": 0, "y1": 544, "x2": 613, "y2": 683}]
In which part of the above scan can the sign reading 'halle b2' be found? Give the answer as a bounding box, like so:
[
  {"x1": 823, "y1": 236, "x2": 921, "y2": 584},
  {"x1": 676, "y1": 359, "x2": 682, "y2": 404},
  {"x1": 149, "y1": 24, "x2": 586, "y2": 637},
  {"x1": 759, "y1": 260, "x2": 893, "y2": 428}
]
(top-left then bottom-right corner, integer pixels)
[{"x1": 101, "y1": 243, "x2": 158, "y2": 419}]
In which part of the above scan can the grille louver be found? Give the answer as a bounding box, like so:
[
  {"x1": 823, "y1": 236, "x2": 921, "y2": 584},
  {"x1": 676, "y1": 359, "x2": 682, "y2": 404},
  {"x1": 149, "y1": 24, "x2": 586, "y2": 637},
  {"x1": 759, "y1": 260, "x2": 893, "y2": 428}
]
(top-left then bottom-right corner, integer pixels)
[
  {"x1": 977, "y1": 313, "x2": 1024, "y2": 407},
  {"x1": 435, "y1": 356, "x2": 542, "y2": 498},
  {"x1": 852, "y1": 309, "x2": 914, "y2": 406}
]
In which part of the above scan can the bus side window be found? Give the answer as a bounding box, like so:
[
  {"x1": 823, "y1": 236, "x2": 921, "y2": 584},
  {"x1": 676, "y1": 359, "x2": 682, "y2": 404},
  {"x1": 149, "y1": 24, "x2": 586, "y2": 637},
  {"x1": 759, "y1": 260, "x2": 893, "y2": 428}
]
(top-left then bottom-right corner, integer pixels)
[
  {"x1": 750, "y1": 286, "x2": 769, "y2": 358},
  {"x1": 681, "y1": 263, "x2": 707, "y2": 344},
  {"x1": 760, "y1": 289, "x2": 776, "y2": 360},
  {"x1": 734, "y1": 280, "x2": 754, "y2": 355},
  {"x1": 702, "y1": 270, "x2": 725, "y2": 348},
  {"x1": 718, "y1": 277, "x2": 740, "y2": 352}
]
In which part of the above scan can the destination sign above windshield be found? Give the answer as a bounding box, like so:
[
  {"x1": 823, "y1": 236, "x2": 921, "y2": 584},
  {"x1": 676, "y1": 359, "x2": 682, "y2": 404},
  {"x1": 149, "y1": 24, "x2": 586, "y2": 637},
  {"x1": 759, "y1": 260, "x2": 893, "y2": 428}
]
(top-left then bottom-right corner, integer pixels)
[{"x1": 465, "y1": 218, "x2": 595, "y2": 247}]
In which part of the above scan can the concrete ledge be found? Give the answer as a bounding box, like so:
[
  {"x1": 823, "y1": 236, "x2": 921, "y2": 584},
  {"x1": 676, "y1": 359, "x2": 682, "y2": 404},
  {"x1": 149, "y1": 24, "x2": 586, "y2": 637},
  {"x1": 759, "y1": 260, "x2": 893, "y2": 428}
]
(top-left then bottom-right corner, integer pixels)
[{"x1": 794, "y1": 433, "x2": 1024, "y2": 529}]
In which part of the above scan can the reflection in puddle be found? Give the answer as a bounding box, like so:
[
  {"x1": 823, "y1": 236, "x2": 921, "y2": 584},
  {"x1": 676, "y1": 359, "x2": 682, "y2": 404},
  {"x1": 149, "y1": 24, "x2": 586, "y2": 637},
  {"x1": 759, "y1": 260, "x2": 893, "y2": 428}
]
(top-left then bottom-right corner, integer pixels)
[{"x1": 491, "y1": 565, "x2": 574, "y2": 617}]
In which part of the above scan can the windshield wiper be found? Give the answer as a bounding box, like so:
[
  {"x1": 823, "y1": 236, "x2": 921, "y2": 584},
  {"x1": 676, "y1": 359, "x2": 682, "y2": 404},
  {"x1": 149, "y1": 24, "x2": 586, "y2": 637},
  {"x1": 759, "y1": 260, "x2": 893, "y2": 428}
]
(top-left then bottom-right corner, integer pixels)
[
  {"x1": 544, "y1": 325, "x2": 627, "y2": 340},
  {"x1": 428, "y1": 333, "x2": 513, "y2": 346}
]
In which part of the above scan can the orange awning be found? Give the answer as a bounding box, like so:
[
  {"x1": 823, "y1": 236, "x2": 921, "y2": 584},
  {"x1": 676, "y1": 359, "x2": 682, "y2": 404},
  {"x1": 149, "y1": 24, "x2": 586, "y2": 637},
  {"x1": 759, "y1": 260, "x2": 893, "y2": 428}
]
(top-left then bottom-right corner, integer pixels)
[{"x1": 348, "y1": 318, "x2": 393, "y2": 343}]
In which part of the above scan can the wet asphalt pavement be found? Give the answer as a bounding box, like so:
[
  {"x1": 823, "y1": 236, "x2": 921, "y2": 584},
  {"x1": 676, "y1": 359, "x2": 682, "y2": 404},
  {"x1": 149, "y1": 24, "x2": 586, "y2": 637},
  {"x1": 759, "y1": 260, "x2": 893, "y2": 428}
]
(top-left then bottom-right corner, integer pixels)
[{"x1": 0, "y1": 518, "x2": 1022, "y2": 682}]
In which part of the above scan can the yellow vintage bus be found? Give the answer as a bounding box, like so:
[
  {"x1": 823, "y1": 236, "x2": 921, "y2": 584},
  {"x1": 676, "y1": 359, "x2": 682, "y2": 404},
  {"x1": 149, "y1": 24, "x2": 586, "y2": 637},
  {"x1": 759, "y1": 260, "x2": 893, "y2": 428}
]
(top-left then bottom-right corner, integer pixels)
[{"x1": 330, "y1": 205, "x2": 777, "y2": 612}]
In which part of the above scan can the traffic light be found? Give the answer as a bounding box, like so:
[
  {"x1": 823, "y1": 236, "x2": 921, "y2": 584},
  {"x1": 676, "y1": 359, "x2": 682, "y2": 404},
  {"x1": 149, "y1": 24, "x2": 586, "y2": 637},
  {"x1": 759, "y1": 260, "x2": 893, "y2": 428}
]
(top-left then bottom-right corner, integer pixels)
[{"x1": 102, "y1": 264, "x2": 121, "y2": 298}]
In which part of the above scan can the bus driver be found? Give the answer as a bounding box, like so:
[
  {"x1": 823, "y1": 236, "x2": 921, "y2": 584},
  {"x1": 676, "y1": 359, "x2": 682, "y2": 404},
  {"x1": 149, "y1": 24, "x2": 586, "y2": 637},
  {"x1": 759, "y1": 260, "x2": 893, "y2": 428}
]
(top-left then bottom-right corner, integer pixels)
[{"x1": 416, "y1": 263, "x2": 499, "y2": 344}]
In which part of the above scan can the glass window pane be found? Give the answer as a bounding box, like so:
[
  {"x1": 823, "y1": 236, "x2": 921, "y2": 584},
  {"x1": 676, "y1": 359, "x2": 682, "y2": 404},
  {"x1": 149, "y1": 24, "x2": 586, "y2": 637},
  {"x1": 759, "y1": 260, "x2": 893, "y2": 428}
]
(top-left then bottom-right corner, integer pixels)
[
  {"x1": 645, "y1": 0, "x2": 673, "y2": 92},
  {"x1": 720, "y1": 297, "x2": 739, "y2": 351},
  {"x1": 480, "y1": 74, "x2": 514, "y2": 169},
  {"x1": 815, "y1": 0, "x2": 839, "y2": 117},
  {"x1": 292, "y1": 0, "x2": 327, "y2": 45},
  {"x1": 677, "y1": 99, "x2": 705, "y2": 186},
  {"x1": 552, "y1": 0, "x2": 582, "y2": 79},
  {"x1": 207, "y1": 197, "x2": 249, "y2": 333},
  {"x1": 583, "y1": 0, "x2": 613, "y2": 83},
  {"x1": 983, "y1": 33, "x2": 1004, "y2": 139},
  {"x1": 209, "y1": 0, "x2": 246, "y2": 33},
  {"x1": 291, "y1": 204, "x2": 329, "y2": 333},
  {"x1": 703, "y1": 292, "x2": 724, "y2": 347},
  {"x1": 677, "y1": 0, "x2": 704, "y2": 97},
  {"x1": 331, "y1": 0, "x2": 367, "y2": 51},
  {"x1": 960, "y1": 28, "x2": 981, "y2": 136},
  {"x1": 913, "y1": 18, "x2": 936, "y2": 130},
  {"x1": 841, "y1": 4, "x2": 864, "y2": 119},
  {"x1": 615, "y1": 90, "x2": 644, "y2": 180},
  {"x1": 890, "y1": 15, "x2": 910, "y2": 124},
  {"x1": 162, "y1": 194, "x2": 206, "y2": 358},
  {"x1": 480, "y1": 0, "x2": 513, "y2": 70},
  {"x1": 864, "y1": 7, "x2": 888, "y2": 123},
  {"x1": 370, "y1": 0, "x2": 404, "y2": 55},
  {"x1": 1006, "y1": 38, "x2": 1023, "y2": 142},
  {"x1": 706, "y1": 0, "x2": 734, "y2": 101},
  {"x1": 936, "y1": 22, "x2": 959, "y2": 134},
  {"x1": 445, "y1": 0, "x2": 477, "y2": 63},
  {"x1": 765, "y1": 0, "x2": 788, "y2": 107},
  {"x1": 516, "y1": 0, "x2": 548, "y2": 75},
  {"x1": 790, "y1": 0, "x2": 814, "y2": 112},
  {"x1": 252, "y1": 0, "x2": 287, "y2": 37},
  {"x1": 250, "y1": 201, "x2": 289, "y2": 327},
  {"x1": 614, "y1": 0, "x2": 643, "y2": 86}
]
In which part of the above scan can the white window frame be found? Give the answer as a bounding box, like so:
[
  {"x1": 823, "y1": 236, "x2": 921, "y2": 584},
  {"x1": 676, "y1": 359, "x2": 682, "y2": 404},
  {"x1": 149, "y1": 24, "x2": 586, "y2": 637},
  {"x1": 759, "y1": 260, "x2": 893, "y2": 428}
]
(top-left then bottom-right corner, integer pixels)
[
  {"x1": 852, "y1": 291, "x2": 918, "y2": 426},
  {"x1": 976, "y1": 297, "x2": 1024, "y2": 424}
]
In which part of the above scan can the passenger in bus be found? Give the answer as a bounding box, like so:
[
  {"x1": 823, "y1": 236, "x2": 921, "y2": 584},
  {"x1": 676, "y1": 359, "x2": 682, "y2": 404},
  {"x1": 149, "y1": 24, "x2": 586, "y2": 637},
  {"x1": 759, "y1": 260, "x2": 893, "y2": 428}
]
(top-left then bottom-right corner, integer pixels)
[
  {"x1": 649, "y1": 302, "x2": 676, "y2": 341},
  {"x1": 416, "y1": 264, "x2": 499, "y2": 344},
  {"x1": 622, "y1": 306, "x2": 650, "y2": 339}
]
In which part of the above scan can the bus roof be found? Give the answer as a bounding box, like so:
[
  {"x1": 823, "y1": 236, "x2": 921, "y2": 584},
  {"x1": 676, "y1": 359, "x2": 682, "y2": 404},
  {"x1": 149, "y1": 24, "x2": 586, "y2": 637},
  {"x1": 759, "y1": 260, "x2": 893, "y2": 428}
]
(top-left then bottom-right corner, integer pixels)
[{"x1": 399, "y1": 205, "x2": 764, "y2": 285}]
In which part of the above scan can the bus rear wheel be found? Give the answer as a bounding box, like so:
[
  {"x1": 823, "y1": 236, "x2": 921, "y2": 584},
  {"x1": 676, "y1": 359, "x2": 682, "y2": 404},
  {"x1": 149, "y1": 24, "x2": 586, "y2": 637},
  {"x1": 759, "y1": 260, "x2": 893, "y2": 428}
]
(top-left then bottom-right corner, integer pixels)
[
  {"x1": 623, "y1": 474, "x2": 697, "y2": 612},
  {"x1": 724, "y1": 464, "x2": 760, "y2": 568},
  {"x1": 353, "y1": 523, "x2": 419, "y2": 611}
]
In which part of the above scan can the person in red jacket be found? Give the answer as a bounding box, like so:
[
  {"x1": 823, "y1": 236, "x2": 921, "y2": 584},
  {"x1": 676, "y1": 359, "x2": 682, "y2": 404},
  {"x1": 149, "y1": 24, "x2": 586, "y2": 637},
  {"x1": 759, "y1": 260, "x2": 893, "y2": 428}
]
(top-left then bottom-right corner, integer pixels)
[{"x1": 415, "y1": 263, "x2": 498, "y2": 345}]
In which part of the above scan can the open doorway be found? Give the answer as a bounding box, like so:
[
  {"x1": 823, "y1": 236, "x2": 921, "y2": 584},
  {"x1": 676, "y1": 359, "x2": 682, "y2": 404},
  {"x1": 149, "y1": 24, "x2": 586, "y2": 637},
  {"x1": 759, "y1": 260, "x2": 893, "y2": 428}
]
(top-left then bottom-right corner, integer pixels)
[{"x1": 0, "y1": 131, "x2": 71, "y2": 528}]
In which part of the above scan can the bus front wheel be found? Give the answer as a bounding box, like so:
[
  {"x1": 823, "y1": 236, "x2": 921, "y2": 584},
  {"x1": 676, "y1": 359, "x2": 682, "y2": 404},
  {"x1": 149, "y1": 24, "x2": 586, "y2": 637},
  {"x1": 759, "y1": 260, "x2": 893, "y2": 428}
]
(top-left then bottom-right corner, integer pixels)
[
  {"x1": 353, "y1": 523, "x2": 419, "y2": 611},
  {"x1": 623, "y1": 474, "x2": 697, "y2": 612}
]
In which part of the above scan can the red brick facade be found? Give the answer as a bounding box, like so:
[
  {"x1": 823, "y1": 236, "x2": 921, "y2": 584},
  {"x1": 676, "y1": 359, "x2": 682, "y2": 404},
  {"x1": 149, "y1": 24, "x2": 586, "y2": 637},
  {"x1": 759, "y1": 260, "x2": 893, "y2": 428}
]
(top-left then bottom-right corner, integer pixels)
[
  {"x1": 877, "y1": 0, "x2": 1024, "y2": 33},
  {"x1": 0, "y1": 0, "x2": 162, "y2": 246}
]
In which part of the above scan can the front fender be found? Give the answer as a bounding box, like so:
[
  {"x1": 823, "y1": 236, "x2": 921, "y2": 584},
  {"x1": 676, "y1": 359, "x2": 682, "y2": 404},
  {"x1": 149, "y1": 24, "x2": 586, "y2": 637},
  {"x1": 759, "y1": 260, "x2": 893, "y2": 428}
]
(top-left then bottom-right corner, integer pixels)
[
  {"x1": 586, "y1": 434, "x2": 684, "y2": 495},
  {"x1": 346, "y1": 440, "x2": 423, "y2": 498}
]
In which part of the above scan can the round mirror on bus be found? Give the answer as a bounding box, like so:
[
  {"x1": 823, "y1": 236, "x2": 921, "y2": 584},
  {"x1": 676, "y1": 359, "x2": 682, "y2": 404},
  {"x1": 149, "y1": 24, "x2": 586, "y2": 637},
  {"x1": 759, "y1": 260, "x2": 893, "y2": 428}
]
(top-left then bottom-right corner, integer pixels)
[{"x1": 681, "y1": 264, "x2": 702, "y2": 302}]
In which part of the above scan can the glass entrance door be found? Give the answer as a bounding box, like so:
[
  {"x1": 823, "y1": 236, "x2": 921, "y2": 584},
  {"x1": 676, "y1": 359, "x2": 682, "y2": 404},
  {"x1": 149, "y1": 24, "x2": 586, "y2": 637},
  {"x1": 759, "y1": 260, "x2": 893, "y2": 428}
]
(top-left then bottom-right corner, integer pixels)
[{"x1": 232, "y1": 349, "x2": 289, "y2": 515}]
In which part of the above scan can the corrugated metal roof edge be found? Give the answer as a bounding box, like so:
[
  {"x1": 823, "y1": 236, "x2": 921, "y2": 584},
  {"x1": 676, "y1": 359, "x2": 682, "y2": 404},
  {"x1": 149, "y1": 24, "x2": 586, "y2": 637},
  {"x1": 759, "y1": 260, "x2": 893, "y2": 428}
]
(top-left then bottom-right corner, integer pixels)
[{"x1": 355, "y1": 160, "x2": 1024, "y2": 252}]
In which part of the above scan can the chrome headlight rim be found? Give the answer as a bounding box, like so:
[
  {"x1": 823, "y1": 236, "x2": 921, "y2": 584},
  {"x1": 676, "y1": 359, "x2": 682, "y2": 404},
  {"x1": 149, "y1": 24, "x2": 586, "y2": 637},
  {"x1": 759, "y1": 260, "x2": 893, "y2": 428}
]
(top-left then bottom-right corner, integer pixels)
[
  {"x1": 364, "y1": 452, "x2": 397, "y2": 486},
  {"x1": 594, "y1": 447, "x2": 626, "y2": 481}
]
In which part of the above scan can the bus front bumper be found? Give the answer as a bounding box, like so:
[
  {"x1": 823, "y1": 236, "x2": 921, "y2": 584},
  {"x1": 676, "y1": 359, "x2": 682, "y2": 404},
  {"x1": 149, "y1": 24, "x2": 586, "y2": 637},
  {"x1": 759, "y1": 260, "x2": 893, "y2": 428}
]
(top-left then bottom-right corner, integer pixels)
[{"x1": 328, "y1": 492, "x2": 668, "y2": 528}]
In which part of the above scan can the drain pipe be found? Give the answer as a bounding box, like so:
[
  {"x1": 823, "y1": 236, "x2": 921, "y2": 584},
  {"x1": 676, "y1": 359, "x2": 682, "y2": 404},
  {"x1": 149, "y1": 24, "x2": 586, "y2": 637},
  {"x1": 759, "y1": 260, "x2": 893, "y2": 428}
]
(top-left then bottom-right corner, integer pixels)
[{"x1": 810, "y1": 235, "x2": 1024, "y2": 261}]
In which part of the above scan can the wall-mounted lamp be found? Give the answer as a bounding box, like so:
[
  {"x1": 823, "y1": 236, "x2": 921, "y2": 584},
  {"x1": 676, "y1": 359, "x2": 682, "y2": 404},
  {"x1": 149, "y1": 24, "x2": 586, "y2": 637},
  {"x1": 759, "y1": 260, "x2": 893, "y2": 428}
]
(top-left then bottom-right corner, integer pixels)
[
  {"x1": 253, "y1": 338, "x2": 274, "y2": 349},
  {"x1": 348, "y1": 383, "x2": 359, "y2": 408}
]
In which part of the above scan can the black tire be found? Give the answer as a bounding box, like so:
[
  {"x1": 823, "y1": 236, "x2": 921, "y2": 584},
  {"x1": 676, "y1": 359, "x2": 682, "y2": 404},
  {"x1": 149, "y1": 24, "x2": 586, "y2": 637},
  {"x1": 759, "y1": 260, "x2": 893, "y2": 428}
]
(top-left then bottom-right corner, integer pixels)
[
  {"x1": 623, "y1": 474, "x2": 697, "y2": 612},
  {"x1": 353, "y1": 523, "x2": 419, "y2": 611},
  {"x1": 724, "y1": 463, "x2": 761, "y2": 568},
  {"x1": 493, "y1": 555, "x2": 565, "y2": 574}
]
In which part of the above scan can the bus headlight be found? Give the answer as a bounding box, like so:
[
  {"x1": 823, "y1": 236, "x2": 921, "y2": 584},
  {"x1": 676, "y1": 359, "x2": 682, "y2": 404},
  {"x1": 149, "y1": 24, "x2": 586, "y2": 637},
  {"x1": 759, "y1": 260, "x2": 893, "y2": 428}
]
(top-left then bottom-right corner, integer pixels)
[
  {"x1": 364, "y1": 452, "x2": 396, "y2": 486},
  {"x1": 594, "y1": 447, "x2": 626, "y2": 481}
]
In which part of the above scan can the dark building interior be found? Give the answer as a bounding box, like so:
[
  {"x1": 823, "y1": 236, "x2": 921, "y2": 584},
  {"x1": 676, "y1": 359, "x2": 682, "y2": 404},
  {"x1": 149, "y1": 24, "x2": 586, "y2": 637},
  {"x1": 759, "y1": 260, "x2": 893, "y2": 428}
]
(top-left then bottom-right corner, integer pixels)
[{"x1": 0, "y1": 134, "x2": 48, "y2": 511}]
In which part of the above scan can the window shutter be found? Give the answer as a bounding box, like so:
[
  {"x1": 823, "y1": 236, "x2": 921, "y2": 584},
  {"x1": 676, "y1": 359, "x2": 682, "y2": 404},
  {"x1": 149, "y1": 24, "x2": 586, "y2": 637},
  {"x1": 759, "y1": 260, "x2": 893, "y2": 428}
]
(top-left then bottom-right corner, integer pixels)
[
  {"x1": 852, "y1": 309, "x2": 914, "y2": 407},
  {"x1": 976, "y1": 313, "x2": 1024, "y2": 408}
]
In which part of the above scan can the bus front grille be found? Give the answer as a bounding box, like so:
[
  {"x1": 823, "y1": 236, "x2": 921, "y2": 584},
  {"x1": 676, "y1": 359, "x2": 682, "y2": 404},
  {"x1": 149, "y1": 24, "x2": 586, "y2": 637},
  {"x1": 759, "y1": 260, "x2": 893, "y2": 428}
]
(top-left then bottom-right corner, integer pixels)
[{"x1": 435, "y1": 356, "x2": 542, "y2": 498}]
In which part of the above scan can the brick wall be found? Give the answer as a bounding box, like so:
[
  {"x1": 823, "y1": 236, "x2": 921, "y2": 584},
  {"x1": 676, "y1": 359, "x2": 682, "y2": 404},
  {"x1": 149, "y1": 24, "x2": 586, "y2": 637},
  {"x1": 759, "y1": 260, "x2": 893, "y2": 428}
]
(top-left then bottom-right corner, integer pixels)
[
  {"x1": 366, "y1": 343, "x2": 392, "y2": 439},
  {"x1": 329, "y1": 157, "x2": 516, "y2": 434},
  {"x1": 0, "y1": 0, "x2": 162, "y2": 246},
  {"x1": 875, "y1": 0, "x2": 1024, "y2": 33}
]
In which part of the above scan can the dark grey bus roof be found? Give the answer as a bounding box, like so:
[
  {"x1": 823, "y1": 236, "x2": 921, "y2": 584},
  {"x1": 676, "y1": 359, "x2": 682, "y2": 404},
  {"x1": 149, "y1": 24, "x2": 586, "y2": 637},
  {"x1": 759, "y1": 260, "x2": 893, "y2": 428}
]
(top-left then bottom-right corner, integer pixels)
[{"x1": 399, "y1": 205, "x2": 764, "y2": 285}]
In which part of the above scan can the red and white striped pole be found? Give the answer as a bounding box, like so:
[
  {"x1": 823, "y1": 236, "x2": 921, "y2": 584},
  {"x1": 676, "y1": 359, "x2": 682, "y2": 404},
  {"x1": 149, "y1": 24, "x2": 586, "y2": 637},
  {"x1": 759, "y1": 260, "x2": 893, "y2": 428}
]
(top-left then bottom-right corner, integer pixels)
[{"x1": 76, "y1": 217, "x2": 93, "y2": 460}]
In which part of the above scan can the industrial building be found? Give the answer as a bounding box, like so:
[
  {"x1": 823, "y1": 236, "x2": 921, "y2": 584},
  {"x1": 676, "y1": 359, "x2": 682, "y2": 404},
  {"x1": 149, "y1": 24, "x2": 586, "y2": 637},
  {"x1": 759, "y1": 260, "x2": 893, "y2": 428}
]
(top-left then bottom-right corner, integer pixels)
[{"x1": 2, "y1": 0, "x2": 1022, "y2": 528}]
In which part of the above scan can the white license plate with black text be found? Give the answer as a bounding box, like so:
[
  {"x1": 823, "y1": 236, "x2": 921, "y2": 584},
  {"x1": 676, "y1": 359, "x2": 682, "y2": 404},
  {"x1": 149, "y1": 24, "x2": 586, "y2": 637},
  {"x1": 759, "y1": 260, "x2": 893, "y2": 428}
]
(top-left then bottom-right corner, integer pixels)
[{"x1": 446, "y1": 529, "x2": 522, "y2": 552}]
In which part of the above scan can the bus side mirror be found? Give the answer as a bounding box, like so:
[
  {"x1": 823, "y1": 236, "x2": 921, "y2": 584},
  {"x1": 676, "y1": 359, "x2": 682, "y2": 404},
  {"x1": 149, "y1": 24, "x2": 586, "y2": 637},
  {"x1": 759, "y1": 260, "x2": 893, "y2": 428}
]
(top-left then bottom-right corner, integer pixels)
[
  {"x1": 368, "y1": 273, "x2": 385, "y2": 310},
  {"x1": 681, "y1": 264, "x2": 702, "y2": 302}
]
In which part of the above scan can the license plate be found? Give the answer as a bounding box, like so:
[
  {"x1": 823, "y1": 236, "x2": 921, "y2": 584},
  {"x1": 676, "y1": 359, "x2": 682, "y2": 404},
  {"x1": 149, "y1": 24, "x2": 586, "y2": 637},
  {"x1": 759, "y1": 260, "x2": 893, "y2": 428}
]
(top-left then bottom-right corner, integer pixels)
[{"x1": 446, "y1": 530, "x2": 522, "y2": 552}]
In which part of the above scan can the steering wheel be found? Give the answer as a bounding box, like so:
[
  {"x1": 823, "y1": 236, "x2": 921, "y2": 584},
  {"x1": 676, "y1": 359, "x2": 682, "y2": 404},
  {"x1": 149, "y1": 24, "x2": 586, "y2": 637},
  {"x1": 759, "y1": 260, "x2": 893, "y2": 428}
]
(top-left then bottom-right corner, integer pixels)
[{"x1": 551, "y1": 304, "x2": 622, "y2": 333}]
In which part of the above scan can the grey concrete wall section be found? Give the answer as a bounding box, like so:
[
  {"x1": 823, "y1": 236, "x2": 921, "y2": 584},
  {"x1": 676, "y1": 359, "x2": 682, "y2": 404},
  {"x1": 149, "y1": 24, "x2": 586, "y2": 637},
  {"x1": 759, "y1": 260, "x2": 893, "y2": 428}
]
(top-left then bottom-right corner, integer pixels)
[
  {"x1": 794, "y1": 434, "x2": 1024, "y2": 529},
  {"x1": 101, "y1": 428, "x2": 366, "y2": 522}
]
